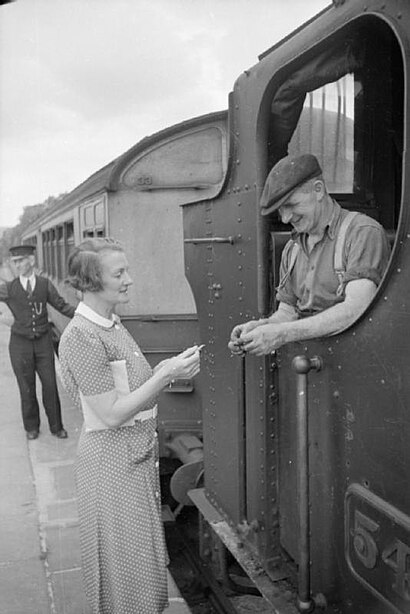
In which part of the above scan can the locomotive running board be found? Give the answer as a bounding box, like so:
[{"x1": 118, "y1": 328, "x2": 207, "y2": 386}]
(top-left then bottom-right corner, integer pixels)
[{"x1": 189, "y1": 488, "x2": 299, "y2": 614}]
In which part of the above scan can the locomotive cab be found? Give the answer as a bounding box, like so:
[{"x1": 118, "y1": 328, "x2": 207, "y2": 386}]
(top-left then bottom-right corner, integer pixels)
[
  {"x1": 184, "y1": 3, "x2": 409, "y2": 613},
  {"x1": 263, "y1": 14, "x2": 406, "y2": 613}
]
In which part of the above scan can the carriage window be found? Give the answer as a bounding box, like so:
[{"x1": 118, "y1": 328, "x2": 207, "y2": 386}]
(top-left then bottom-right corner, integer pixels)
[
  {"x1": 288, "y1": 74, "x2": 355, "y2": 194},
  {"x1": 80, "y1": 199, "x2": 106, "y2": 238}
]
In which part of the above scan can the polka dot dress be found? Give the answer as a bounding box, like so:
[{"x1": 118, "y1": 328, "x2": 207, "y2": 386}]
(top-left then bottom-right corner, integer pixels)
[{"x1": 59, "y1": 310, "x2": 169, "y2": 614}]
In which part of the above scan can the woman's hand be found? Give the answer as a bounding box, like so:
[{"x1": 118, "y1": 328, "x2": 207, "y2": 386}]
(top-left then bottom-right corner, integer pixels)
[
  {"x1": 156, "y1": 345, "x2": 201, "y2": 385},
  {"x1": 153, "y1": 359, "x2": 170, "y2": 374}
]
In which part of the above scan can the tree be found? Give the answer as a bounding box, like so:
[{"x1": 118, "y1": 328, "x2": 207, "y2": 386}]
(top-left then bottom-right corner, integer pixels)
[{"x1": 0, "y1": 193, "x2": 67, "y2": 264}]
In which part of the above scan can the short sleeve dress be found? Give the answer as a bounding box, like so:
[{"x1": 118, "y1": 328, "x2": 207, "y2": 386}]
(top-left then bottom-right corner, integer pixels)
[{"x1": 59, "y1": 302, "x2": 169, "y2": 614}]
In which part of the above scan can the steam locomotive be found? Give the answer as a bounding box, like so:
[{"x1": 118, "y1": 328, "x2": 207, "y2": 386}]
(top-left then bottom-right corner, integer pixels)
[{"x1": 182, "y1": 1, "x2": 409, "y2": 613}]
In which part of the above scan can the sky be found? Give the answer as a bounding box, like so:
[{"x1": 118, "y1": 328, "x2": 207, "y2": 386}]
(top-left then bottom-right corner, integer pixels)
[{"x1": 0, "y1": 0, "x2": 329, "y2": 227}]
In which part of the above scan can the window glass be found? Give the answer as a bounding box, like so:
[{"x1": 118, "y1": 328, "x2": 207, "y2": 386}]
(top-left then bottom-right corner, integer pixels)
[
  {"x1": 84, "y1": 206, "x2": 94, "y2": 227},
  {"x1": 95, "y1": 202, "x2": 104, "y2": 226},
  {"x1": 66, "y1": 221, "x2": 74, "y2": 241}
]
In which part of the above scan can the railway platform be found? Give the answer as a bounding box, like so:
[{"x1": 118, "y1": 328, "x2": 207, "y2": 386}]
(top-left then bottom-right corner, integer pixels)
[{"x1": 0, "y1": 320, "x2": 191, "y2": 614}]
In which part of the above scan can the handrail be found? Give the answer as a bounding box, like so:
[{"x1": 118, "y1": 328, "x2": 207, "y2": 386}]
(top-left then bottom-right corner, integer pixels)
[
  {"x1": 292, "y1": 355, "x2": 322, "y2": 613},
  {"x1": 184, "y1": 236, "x2": 235, "y2": 244}
]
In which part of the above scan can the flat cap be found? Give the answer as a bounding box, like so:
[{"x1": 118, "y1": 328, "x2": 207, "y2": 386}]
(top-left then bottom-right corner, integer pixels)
[
  {"x1": 260, "y1": 154, "x2": 322, "y2": 216},
  {"x1": 9, "y1": 244, "x2": 36, "y2": 259}
]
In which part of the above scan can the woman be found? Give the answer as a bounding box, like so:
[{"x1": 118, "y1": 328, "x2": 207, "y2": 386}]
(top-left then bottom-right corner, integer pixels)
[{"x1": 59, "y1": 238, "x2": 201, "y2": 614}]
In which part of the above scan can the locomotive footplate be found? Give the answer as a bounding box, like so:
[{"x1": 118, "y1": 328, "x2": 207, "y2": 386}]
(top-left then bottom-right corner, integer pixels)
[
  {"x1": 345, "y1": 483, "x2": 410, "y2": 613},
  {"x1": 189, "y1": 487, "x2": 298, "y2": 614}
]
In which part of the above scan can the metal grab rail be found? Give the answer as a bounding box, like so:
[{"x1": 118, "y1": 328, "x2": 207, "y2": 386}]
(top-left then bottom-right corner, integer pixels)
[
  {"x1": 292, "y1": 355, "x2": 322, "y2": 613},
  {"x1": 184, "y1": 236, "x2": 235, "y2": 244}
]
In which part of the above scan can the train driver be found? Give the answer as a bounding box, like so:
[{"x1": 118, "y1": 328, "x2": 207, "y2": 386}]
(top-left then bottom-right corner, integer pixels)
[{"x1": 228, "y1": 153, "x2": 390, "y2": 356}]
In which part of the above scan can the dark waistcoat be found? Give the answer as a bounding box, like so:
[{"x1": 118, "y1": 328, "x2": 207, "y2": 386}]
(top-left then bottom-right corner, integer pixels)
[{"x1": 7, "y1": 277, "x2": 51, "y2": 339}]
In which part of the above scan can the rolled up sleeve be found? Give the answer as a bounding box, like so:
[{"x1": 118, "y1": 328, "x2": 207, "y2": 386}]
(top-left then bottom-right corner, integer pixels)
[{"x1": 343, "y1": 223, "x2": 391, "y2": 287}]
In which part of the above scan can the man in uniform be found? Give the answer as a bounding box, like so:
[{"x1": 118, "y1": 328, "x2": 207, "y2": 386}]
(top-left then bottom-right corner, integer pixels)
[
  {"x1": 0, "y1": 245, "x2": 75, "y2": 439},
  {"x1": 228, "y1": 154, "x2": 390, "y2": 355}
]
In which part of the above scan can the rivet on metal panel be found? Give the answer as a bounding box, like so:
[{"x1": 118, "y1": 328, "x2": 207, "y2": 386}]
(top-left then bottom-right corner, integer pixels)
[
  {"x1": 238, "y1": 218, "x2": 242, "y2": 222},
  {"x1": 236, "y1": 131, "x2": 240, "y2": 136},
  {"x1": 381, "y1": 379, "x2": 385, "y2": 384},
  {"x1": 397, "y1": 268, "x2": 401, "y2": 273},
  {"x1": 368, "y1": 317, "x2": 372, "y2": 322},
  {"x1": 384, "y1": 296, "x2": 388, "y2": 301},
  {"x1": 333, "y1": 391, "x2": 340, "y2": 398},
  {"x1": 237, "y1": 234, "x2": 242, "y2": 239},
  {"x1": 238, "y1": 281, "x2": 243, "y2": 286},
  {"x1": 238, "y1": 297, "x2": 243, "y2": 301},
  {"x1": 245, "y1": 184, "x2": 249, "y2": 190},
  {"x1": 238, "y1": 265, "x2": 243, "y2": 270},
  {"x1": 236, "y1": 160, "x2": 240, "y2": 165},
  {"x1": 237, "y1": 201, "x2": 242, "y2": 206}
]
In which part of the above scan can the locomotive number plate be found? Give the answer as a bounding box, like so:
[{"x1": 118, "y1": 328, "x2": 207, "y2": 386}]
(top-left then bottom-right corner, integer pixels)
[{"x1": 345, "y1": 483, "x2": 410, "y2": 614}]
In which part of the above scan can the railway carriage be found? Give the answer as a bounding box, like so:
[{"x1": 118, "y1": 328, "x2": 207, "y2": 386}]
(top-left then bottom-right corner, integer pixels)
[
  {"x1": 21, "y1": 111, "x2": 228, "y2": 458},
  {"x1": 182, "y1": 1, "x2": 409, "y2": 613}
]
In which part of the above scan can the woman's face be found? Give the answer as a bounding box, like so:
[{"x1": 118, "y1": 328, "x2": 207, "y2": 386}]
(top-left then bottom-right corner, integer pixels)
[{"x1": 97, "y1": 250, "x2": 133, "y2": 307}]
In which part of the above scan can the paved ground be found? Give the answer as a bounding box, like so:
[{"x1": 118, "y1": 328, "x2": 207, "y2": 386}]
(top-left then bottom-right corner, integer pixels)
[{"x1": 0, "y1": 319, "x2": 190, "y2": 614}]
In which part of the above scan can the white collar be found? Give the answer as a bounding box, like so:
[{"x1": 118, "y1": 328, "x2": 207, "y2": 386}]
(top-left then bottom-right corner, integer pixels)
[
  {"x1": 76, "y1": 301, "x2": 118, "y2": 329},
  {"x1": 20, "y1": 273, "x2": 36, "y2": 291}
]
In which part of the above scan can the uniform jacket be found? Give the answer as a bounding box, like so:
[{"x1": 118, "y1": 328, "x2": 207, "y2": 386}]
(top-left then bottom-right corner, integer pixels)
[{"x1": 0, "y1": 275, "x2": 75, "y2": 339}]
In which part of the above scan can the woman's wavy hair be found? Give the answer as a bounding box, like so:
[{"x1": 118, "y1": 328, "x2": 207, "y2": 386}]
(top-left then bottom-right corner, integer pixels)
[{"x1": 66, "y1": 237, "x2": 124, "y2": 292}]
